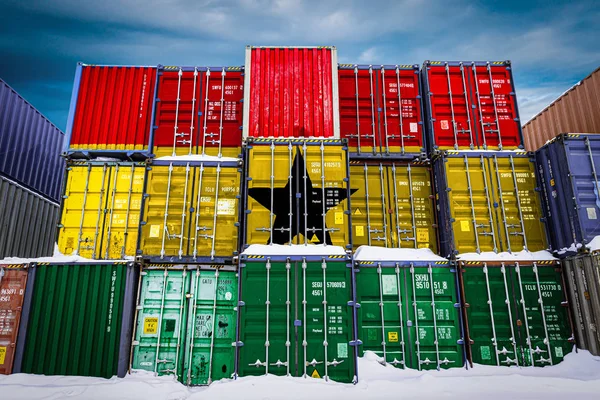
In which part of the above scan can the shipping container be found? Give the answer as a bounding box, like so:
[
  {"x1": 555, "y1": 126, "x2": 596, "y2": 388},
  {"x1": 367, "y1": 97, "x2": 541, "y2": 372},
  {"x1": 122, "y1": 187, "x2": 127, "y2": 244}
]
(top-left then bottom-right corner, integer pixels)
[
  {"x1": 348, "y1": 160, "x2": 437, "y2": 251},
  {"x1": 422, "y1": 61, "x2": 524, "y2": 153},
  {"x1": 57, "y1": 161, "x2": 146, "y2": 260},
  {"x1": 138, "y1": 158, "x2": 241, "y2": 263},
  {"x1": 434, "y1": 151, "x2": 548, "y2": 257},
  {"x1": 131, "y1": 264, "x2": 237, "y2": 385},
  {"x1": 354, "y1": 258, "x2": 464, "y2": 370},
  {"x1": 151, "y1": 66, "x2": 244, "y2": 158},
  {"x1": 0, "y1": 78, "x2": 65, "y2": 202},
  {"x1": 458, "y1": 260, "x2": 573, "y2": 367},
  {"x1": 562, "y1": 253, "x2": 600, "y2": 355},
  {"x1": 243, "y1": 46, "x2": 340, "y2": 139},
  {"x1": 338, "y1": 64, "x2": 425, "y2": 158},
  {"x1": 236, "y1": 252, "x2": 356, "y2": 382},
  {"x1": 242, "y1": 138, "x2": 352, "y2": 249},
  {"x1": 0, "y1": 264, "x2": 29, "y2": 375},
  {"x1": 0, "y1": 175, "x2": 59, "y2": 259},
  {"x1": 536, "y1": 134, "x2": 600, "y2": 253},
  {"x1": 65, "y1": 64, "x2": 158, "y2": 159},
  {"x1": 523, "y1": 67, "x2": 600, "y2": 151},
  {"x1": 13, "y1": 262, "x2": 139, "y2": 378}
]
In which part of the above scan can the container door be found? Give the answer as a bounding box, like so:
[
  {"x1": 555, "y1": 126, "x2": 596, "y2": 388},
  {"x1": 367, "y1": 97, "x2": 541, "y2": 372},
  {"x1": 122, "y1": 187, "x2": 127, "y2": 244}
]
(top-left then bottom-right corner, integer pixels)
[
  {"x1": 0, "y1": 267, "x2": 28, "y2": 375},
  {"x1": 132, "y1": 269, "x2": 189, "y2": 380},
  {"x1": 444, "y1": 155, "x2": 497, "y2": 254},
  {"x1": 183, "y1": 270, "x2": 237, "y2": 385},
  {"x1": 378, "y1": 66, "x2": 423, "y2": 155},
  {"x1": 198, "y1": 68, "x2": 244, "y2": 158},
  {"x1": 470, "y1": 64, "x2": 522, "y2": 150},
  {"x1": 338, "y1": 67, "x2": 380, "y2": 155},
  {"x1": 487, "y1": 154, "x2": 548, "y2": 253}
]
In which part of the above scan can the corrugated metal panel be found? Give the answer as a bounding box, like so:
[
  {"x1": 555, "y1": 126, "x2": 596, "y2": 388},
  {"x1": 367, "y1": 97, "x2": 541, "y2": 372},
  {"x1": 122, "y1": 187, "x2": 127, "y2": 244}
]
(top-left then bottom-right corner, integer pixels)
[
  {"x1": 536, "y1": 134, "x2": 600, "y2": 253},
  {"x1": 243, "y1": 139, "x2": 351, "y2": 248},
  {"x1": 338, "y1": 64, "x2": 424, "y2": 157},
  {"x1": 434, "y1": 151, "x2": 548, "y2": 257},
  {"x1": 348, "y1": 160, "x2": 437, "y2": 252},
  {"x1": 0, "y1": 175, "x2": 59, "y2": 259},
  {"x1": 237, "y1": 258, "x2": 355, "y2": 382},
  {"x1": 0, "y1": 264, "x2": 29, "y2": 375},
  {"x1": 523, "y1": 67, "x2": 600, "y2": 151},
  {"x1": 57, "y1": 161, "x2": 146, "y2": 259},
  {"x1": 0, "y1": 78, "x2": 65, "y2": 201},
  {"x1": 17, "y1": 262, "x2": 138, "y2": 378},
  {"x1": 243, "y1": 47, "x2": 339, "y2": 139},
  {"x1": 131, "y1": 265, "x2": 237, "y2": 385},
  {"x1": 562, "y1": 253, "x2": 600, "y2": 355},
  {"x1": 138, "y1": 159, "x2": 241, "y2": 263},
  {"x1": 152, "y1": 66, "x2": 244, "y2": 158},
  {"x1": 459, "y1": 260, "x2": 573, "y2": 366},
  {"x1": 66, "y1": 64, "x2": 157, "y2": 155},
  {"x1": 355, "y1": 263, "x2": 463, "y2": 370},
  {"x1": 422, "y1": 61, "x2": 524, "y2": 153}
]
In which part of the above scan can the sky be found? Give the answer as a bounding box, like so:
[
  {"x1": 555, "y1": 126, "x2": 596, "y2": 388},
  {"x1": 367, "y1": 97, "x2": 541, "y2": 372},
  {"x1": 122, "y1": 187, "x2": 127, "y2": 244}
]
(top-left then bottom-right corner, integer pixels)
[{"x1": 0, "y1": 0, "x2": 598, "y2": 131}]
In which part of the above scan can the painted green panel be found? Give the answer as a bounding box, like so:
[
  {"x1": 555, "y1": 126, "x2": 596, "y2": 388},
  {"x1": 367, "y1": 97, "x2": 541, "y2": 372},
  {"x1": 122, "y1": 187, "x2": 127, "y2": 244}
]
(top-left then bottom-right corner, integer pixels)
[
  {"x1": 462, "y1": 263, "x2": 573, "y2": 367},
  {"x1": 238, "y1": 260, "x2": 354, "y2": 382},
  {"x1": 21, "y1": 263, "x2": 128, "y2": 378},
  {"x1": 356, "y1": 265, "x2": 463, "y2": 370}
]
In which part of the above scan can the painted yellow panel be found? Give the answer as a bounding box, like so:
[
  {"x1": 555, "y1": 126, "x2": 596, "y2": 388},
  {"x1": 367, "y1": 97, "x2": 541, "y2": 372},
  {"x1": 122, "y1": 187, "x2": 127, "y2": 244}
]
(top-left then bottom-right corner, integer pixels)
[
  {"x1": 153, "y1": 146, "x2": 241, "y2": 158},
  {"x1": 245, "y1": 143, "x2": 350, "y2": 247},
  {"x1": 139, "y1": 162, "x2": 240, "y2": 259},
  {"x1": 348, "y1": 161, "x2": 437, "y2": 252},
  {"x1": 58, "y1": 162, "x2": 145, "y2": 259}
]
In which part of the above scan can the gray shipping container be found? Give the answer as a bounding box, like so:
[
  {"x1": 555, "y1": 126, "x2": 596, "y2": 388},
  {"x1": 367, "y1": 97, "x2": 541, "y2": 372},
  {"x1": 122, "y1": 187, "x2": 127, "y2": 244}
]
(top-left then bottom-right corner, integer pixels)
[
  {"x1": 0, "y1": 175, "x2": 59, "y2": 259},
  {"x1": 563, "y1": 252, "x2": 600, "y2": 355}
]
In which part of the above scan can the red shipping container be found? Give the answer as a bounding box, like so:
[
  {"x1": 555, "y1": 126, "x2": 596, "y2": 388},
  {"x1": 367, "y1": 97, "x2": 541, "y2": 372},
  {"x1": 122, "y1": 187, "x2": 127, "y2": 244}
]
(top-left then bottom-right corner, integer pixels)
[
  {"x1": 66, "y1": 64, "x2": 157, "y2": 157},
  {"x1": 243, "y1": 46, "x2": 339, "y2": 139},
  {"x1": 0, "y1": 265, "x2": 28, "y2": 375},
  {"x1": 338, "y1": 64, "x2": 424, "y2": 157},
  {"x1": 152, "y1": 66, "x2": 244, "y2": 158},
  {"x1": 422, "y1": 61, "x2": 524, "y2": 152}
]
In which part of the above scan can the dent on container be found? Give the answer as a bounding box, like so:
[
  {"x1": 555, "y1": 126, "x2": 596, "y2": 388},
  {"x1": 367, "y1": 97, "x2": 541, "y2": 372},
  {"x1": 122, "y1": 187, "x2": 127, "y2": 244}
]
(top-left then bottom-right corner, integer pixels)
[
  {"x1": 0, "y1": 78, "x2": 65, "y2": 202},
  {"x1": 0, "y1": 264, "x2": 29, "y2": 375}
]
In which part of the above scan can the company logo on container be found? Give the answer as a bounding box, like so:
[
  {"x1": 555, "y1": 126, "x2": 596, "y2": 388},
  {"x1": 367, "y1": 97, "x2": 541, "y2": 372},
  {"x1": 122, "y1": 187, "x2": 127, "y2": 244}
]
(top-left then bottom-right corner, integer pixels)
[{"x1": 139, "y1": 74, "x2": 147, "y2": 118}]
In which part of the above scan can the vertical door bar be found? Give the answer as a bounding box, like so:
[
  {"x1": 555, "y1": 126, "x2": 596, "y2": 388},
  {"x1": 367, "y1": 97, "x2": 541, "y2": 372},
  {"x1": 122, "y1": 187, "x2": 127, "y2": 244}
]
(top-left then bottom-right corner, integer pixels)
[
  {"x1": 302, "y1": 258, "x2": 308, "y2": 377},
  {"x1": 395, "y1": 66, "x2": 405, "y2": 154},
  {"x1": 76, "y1": 164, "x2": 93, "y2": 255},
  {"x1": 481, "y1": 155, "x2": 498, "y2": 252},
  {"x1": 210, "y1": 164, "x2": 221, "y2": 259},
  {"x1": 428, "y1": 264, "x2": 441, "y2": 369},
  {"x1": 381, "y1": 67, "x2": 390, "y2": 154},
  {"x1": 189, "y1": 67, "x2": 198, "y2": 155},
  {"x1": 172, "y1": 269, "x2": 187, "y2": 377},
  {"x1": 459, "y1": 63, "x2": 475, "y2": 148},
  {"x1": 217, "y1": 68, "x2": 226, "y2": 157},
  {"x1": 364, "y1": 163, "x2": 372, "y2": 246},
  {"x1": 178, "y1": 163, "x2": 191, "y2": 258},
  {"x1": 186, "y1": 268, "x2": 200, "y2": 385},
  {"x1": 201, "y1": 68, "x2": 211, "y2": 155},
  {"x1": 515, "y1": 263, "x2": 535, "y2": 366},
  {"x1": 160, "y1": 163, "x2": 174, "y2": 258},
  {"x1": 407, "y1": 164, "x2": 417, "y2": 248},
  {"x1": 172, "y1": 68, "x2": 183, "y2": 156},
  {"x1": 369, "y1": 66, "x2": 377, "y2": 152},
  {"x1": 303, "y1": 141, "x2": 309, "y2": 245},
  {"x1": 472, "y1": 64, "x2": 488, "y2": 150},
  {"x1": 501, "y1": 263, "x2": 519, "y2": 366},
  {"x1": 377, "y1": 263, "x2": 388, "y2": 363},
  {"x1": 320, "y1": 142, "x2": 327, "y2": 244},
  {"x1": 207, "y1": 269, "x2": 220, "y2": 383},
  {"x1": 154, "y1": 267, "x2": 169, "y2": 373},
  {"x1": 395, "y1": 264, "x2": 406, "y2": 367},
  {"x1": 104, "y1": 163, "x2": 120, "y2": 259},
  {"x1": 193, "y1": 163, "x2": 205, "y2": 258},
  {"x1": 483, "y1": 264, "x2": 500, "y2": 366},
  {"x1": 391, "y1": 163, "x2": 401, "y2": 248},
  {"x1": 493, "y1": 155, "x2": 512, "y2": 253},
  {"x1": 463, "y1": 155, "x2": 481, "y2": 253},
  {"x1": 288, "y1": 142, "x2": 293, "y2": 244},
  {"x1": 444, "y1": 63, "x2": 459, "y2": 150},
  {"x1": 532, "y1": 263, "x2": 553, "y2": 365},
  {"x1": 91, "y1": 163, "x2": 108, "y2": 259},
  {"x1": 353, "y1": 66, "x2": 362, "y2": 154},
  {"x1": 322, "y1": 259, "x2": 329, "y2": 380},
  {"x1": 269, "y1": 141, "x2": 275, "y2": 244},
  {"x1": 410, "y1": 263, "x2": 422, "y2": 370},
  {"x1": 265, "y1": 259, "x2": 271, "y2": 374},
  {"x1": 509, "y1": 155, "x2": 528, "y2": 251},
  {"x1": 486, "y1": 62, "x2": 503, "y2": 150},
  {"x1": 378, "y1": 163, "x2": 388, "y2": 245},
  {"x1": 121, "y1": 164, "x2": 136, "y2": 258},
  {"x1": 286, "y1": 260, "x2": 291, "y2": 376}
]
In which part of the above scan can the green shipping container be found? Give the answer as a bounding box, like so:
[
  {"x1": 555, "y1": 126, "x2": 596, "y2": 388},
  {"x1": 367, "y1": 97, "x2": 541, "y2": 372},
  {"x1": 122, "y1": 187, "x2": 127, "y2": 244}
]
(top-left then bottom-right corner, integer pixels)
[
  {"x1": 237, "y1": 255, "x2": 356, "y2": 383},
  {"x1": 15, "y1": 262, "x2": 138, "y2": 378},
  {"x1": 355, "y1": 261, "x2": 464, "y2": 370},
  {"x1": 459, "y1": 260, "x2": 573, "y2": 367},
  {"x1": 131, "y1": 265, "x2": 237, "y2": 385}
]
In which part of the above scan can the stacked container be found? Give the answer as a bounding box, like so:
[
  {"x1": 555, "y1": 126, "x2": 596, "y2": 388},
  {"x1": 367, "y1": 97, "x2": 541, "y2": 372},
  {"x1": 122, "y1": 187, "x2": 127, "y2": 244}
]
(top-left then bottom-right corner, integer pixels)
[{"x1": 422, "y1": 61, "x2": 573, "y2": 367}]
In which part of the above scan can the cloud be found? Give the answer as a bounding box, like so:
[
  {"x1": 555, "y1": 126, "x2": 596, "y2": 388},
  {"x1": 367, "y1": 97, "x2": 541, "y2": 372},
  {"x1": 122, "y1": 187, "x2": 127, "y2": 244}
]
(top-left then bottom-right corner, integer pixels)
[{"x1": 358, "y1": 47, "x2": 379, "y2": 64}]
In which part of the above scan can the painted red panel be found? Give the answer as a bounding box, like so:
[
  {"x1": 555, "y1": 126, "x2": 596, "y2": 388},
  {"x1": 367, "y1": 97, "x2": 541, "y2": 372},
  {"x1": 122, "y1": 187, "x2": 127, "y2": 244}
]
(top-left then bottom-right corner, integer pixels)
[
  {"x1": 423, "y1": 61, "x2": 524, "y2": 151},
  {"x1": 0, "y1": 267, "x2": 28, "y2": 375},
  {"x1": 245, "y1": 47, "x2": 337, "y2": 139},
  {"x1": 70, "y1": 66, "x2": 156, "y2": 150}
]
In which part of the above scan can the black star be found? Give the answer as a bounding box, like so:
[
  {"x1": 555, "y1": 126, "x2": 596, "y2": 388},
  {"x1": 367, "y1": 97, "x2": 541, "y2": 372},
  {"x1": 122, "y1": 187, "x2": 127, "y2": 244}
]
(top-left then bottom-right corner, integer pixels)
[{"x1": 248, "y1": 147, "x2": 356, "y2": 245}]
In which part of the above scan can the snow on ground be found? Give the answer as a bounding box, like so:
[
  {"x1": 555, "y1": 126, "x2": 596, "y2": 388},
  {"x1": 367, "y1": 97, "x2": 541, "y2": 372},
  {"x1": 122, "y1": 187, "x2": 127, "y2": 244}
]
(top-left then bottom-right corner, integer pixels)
[
  {"x1": 586, "y1": 235, "x2": 600, "y2": 252},
  {"x1": 2, "y1": 350, "x2": 600, "y2": 400},
  {"x1": 457, "y1": 249, "x2": 557, "y2": 261},
  {"x1": 0, "y1": 244, "x2": 133, "y2": 264},
  {"x1": 242, "y1": 244, "x2": 347, "y2": 256},
  {"x1": 155, "y1": 155, "x2": 239, "y2": 162},
  {"x1": 354, "y1": 246, "x2": 446, "y2": 261}
]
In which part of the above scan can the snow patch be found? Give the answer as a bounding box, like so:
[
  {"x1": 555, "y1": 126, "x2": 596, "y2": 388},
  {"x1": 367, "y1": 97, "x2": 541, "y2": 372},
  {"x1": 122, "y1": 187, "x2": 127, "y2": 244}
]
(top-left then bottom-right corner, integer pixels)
[
  {"x1": 353, "y1": 246, "x2": 447, "y2": 261},
  {"x1": 457, "y1": 249, "x2": 556, "y2": 261},
  {"x1": 0, "y1": 244, "x2": 133, "y2": 264},
  {"x1": 242, "y1": 244, "x2": 347, "y2": 256},
  {"x1": 92, "y1": 157, "x2": 123, "y2": 162},
  {"x1": 586, "y1": 235, "x2": 600, "y2": 252},
  {"x1": 155, "y1": 154, "x2": 239, "y2": 162}
]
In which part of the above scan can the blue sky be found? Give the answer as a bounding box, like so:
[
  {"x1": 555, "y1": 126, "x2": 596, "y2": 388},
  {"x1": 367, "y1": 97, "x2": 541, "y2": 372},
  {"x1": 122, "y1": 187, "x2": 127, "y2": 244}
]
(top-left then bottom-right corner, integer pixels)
[{"x1": 1, "y1": 0, "x2": 598, "y2": 131}]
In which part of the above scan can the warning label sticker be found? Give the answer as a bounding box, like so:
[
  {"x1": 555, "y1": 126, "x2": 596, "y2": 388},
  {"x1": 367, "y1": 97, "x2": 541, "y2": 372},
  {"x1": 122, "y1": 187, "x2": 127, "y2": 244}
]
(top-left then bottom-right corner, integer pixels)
[
  {"x1": 335, "y1": 212, "x2": 343, "y2": 224},
  {"x1": 388, "y1": 332, "x2": 399, "y2": 342},
  {"x1": 410, "y1": 122, "x2": 418, "y2": 133},
  {"x1": 441, "y1": 120, "x2": 449, "y2": 130},
  {"x1": 311, "y1": 369, "x2": 321, "y2": 379},
  {"x1": 480, "y1": 346, "x2": 491, "y2": 360},
  {"x1": 356, "y1": 226, "x2": 364, "y2": 237},
  {"x1": 0, "y1": 346, "x2": 6, "y2": 365},
  {"x1": 143, "y1": 317, "x2": 159, "y2": 335},
  {"x1": 417, "y1": 228, "x2": 429, "y2": 243},
  {"x1": 555, "y1": 347, "x2": 564, "y2": 358},
  {"x1": 460, "y1": 220, "x2": 471, "y2": 232},
  {"x1": 149, "y1": 225, "x2": 160, "y2": 238},
  {"x1": 587, "y1": 208, "x2": 597, "y2": 220},
  {"x1": 337, "y1": 342, "x2": 348, "y2": 358},
  {"x1": 217, "y1": 199, "x2": 236, "y2": 215},
  {"x1": 382, "y1": 275, "x2": 398, "y2": 295}
]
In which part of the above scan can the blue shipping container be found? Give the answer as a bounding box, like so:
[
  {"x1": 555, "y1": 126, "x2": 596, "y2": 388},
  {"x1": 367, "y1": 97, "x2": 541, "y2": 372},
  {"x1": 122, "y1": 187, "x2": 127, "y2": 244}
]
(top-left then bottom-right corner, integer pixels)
[
  {"x1": 0, "y1": 78, "x2": 65, "y2": 201},
  {"x1": 536, "y1": 134, "x2": 600, "y2": 254}
]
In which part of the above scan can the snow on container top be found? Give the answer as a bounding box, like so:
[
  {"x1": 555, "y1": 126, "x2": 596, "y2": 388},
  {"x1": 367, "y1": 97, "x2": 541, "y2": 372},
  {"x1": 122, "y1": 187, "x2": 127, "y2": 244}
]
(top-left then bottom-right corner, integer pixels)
[
  {"x1": 65, "y1": 63, "x2": 157, "y2": 159},
  {"x1": 421, "y1": 61, "x2": 523, "y2": 153},
  {"x1": 243, "y1": 46, "x2": 340, "y2": 139},
  {"x1": 0, "y1": 78, "x2": 65, "y2": 202},
  {"x1": 536, "y1": 133, "x2": 600, "y2": 253}
]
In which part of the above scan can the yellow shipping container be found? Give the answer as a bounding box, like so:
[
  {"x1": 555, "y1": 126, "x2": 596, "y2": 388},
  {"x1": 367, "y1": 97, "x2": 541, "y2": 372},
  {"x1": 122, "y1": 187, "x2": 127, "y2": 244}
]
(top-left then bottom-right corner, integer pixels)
[
  {"x1": 58, "y1": 161, "x2": 146, "y2": 259},
  {"x1": 434, "y1": 151, "x2": 548, "y2": 256},
  {"x1": 348, "y1": 160, "x2": 437, "y2": 252},
  {"x1": 244, "y1": 139, "x2": 351, "y2": 248},
  {"x1": 139, "y1": 159, "x2": 241, "y2": 261}
]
